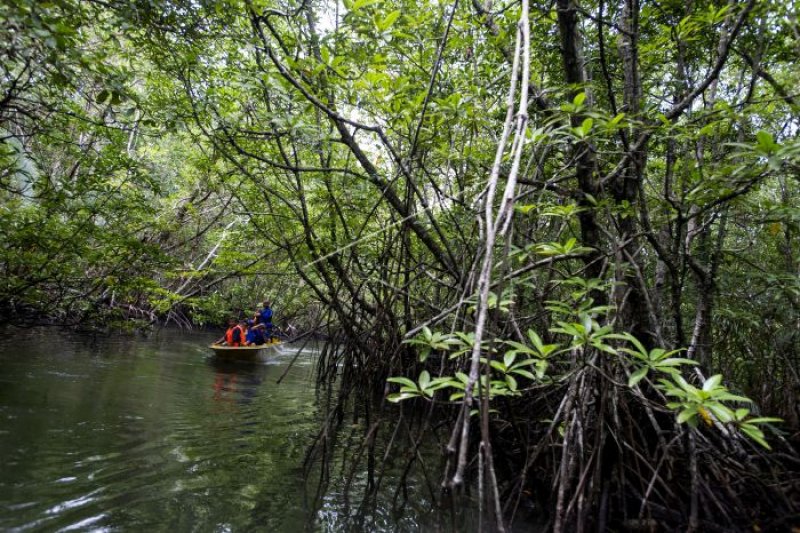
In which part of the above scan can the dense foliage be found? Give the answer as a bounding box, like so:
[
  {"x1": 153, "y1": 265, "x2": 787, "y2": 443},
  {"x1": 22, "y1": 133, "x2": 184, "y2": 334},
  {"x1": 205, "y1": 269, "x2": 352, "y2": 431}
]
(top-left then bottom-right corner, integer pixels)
[{"x1": 2, "y1": 0, "x2": 798, "y2": 529}]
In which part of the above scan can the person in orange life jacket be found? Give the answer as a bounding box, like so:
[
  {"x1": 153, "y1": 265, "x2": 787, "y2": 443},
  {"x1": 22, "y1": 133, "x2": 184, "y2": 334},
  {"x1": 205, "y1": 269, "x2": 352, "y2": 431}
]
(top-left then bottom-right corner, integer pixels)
[
  {"x1": 246, "y1": 323, "x2": 266, "y2": 346},
  {"x1": 214, "y1": 318, "x2": 235, "y2": 345},
  {"x1": 218, "y1": 318, "x2": 246, "y2": 346}
]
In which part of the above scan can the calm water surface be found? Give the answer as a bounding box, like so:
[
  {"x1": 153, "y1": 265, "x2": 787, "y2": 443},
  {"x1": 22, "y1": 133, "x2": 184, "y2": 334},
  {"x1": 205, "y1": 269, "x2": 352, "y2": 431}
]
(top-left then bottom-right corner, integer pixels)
[{"x1": 0, "y1": 328, "x2": 434, "y2": 531}]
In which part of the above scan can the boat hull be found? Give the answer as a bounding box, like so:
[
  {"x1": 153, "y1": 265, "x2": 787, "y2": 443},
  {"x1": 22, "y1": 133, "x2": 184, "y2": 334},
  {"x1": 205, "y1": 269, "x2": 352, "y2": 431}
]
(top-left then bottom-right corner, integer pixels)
[{"x1": 209, "y1": 341, "x2": 282, "y2": 360}]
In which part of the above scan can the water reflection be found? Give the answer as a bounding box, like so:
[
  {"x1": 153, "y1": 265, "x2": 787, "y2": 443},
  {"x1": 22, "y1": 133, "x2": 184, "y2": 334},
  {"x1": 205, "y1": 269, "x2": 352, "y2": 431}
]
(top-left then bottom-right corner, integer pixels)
[
  {"x1": 208, "y1": 358, "x2": 266, "y2": 406},
  {"x1": 0, "y1": 330, "x2": 322, "y2": 531},
  {"x1": 0, "y1": 329, "x2": 467, "y2": 532}
]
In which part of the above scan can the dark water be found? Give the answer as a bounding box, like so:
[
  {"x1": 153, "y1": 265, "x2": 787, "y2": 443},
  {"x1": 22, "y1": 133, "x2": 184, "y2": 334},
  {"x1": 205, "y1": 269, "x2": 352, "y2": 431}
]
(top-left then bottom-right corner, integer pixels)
[{"x1": 0, "y1": 329, "x2": 438, "y2": 531}]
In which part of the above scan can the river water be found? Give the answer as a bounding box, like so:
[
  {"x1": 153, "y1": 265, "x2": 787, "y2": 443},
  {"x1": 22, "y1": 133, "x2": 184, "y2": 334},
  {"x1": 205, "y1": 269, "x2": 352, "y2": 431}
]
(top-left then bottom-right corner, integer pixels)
[{"x1": 0, "y1": 328, "x2": 440, "y2": 531}]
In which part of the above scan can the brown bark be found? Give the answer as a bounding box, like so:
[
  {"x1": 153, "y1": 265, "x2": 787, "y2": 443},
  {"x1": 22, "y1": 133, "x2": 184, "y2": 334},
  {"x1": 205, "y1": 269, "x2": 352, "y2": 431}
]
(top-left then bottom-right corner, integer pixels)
[
  {"x1": 556, "y1": 0, "x2": 603, "y2": 284},
  {"x1": 612, "y1": 0, "x2": 658, "y2": 347}
]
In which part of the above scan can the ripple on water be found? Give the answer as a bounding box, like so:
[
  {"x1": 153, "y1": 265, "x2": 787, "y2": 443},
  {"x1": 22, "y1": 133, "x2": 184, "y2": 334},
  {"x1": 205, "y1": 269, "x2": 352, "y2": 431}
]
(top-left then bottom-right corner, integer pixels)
[
  {"x1": 44, "y1": 371, "x2": 89, "y2": 380},
  {"x1": 5, "y1": 501, "x2": 38, "y2": 511},
  {"x1": 44, "y1": 490, "x2": 103, "y2": 516},
  {"x1": 57, "y1": 513, "x2": 109, "y2": 532},
  {"x1": 0, "y1": 334, "x2": 438, "y2": 531}
]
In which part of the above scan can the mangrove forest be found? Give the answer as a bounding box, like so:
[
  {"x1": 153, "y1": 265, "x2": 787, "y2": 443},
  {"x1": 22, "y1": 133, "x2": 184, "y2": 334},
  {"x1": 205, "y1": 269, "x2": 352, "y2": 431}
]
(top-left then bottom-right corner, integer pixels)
[{"x1": 1, "y1": 0, "x2": 799, "y2": 530}]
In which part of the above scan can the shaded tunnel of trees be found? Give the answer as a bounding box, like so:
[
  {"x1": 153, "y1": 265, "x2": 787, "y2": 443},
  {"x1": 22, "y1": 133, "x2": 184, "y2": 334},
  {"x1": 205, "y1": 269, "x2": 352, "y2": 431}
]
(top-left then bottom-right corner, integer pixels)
[{"x1": 1, "y1": 0, "x2": 799, "y2": 529}]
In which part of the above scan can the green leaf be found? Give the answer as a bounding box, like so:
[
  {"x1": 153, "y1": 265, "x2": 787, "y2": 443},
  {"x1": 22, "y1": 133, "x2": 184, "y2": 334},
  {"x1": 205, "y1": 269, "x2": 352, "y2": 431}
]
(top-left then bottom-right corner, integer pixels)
[
  {"x1": 387, "y1": 376, "x2": 417, "y2": 389},
  {"x1": 746, "y1": 417, "x2": 783, "y2": 425},
  {"x1": 377, "y1": 10, "x2": 401, "y2": 31},
  {"x1": 625, "y1": 334, "x2": 647, "y2": 357},
  {"x1": 418, "y1": 370, "x2": 430, "y2": 390},
  {"x1": 573, "y1": 92, "x2": 586, "y2": 107},
  {"x1": 607, "y1": 112, "x2": 625, "y2": 128},
  {"x1": 352, "y1": 0, "x2": 381, "y2": 9},
  {"x1": 702, "y1": 374, "x2": 722, "y2": 392},
  {"x1": 677, "y1": 408, "x2": 697, "y2": 424},
  {"x1": 418, "y1": 347, "x2": 431, "y2": 362},
  {"x1": 715, "y1": 393, "x2": 751, "y2": 403},
  {"x1": 619, "y1": 347, "x2": 650, "y2": 362},
  {"x1": 655, "y1": 357, "x2": 697, "y2": 367},
  {"x1": 740, "y1": 425, "x2": 771, "y2": 449},
  {"x1": 534, "y1": 360, "x2": 549, "y2": 378},
  {"x1": 672, "y1": 375, "x2": 697, "y2": 394},
  {"x1": 606, "y1": 333, "x2": 647, "y2": 358},
  {"x1": 528, "y1": 329, "x2": 542, "y2": 352},
  {"x1": 511, "y1": 368, "x2": 536, "y2": 380},
  {"x1": 756, "y1": 130, "x2": 777, "y2": 152},
  {"x1": 505, "y1": 374, "x2": 518, "y2": 391},
  {"x1": 490, "y1": 360, "x2": 506, "y2": 373},
  {"x1": 628, "y1": 366, "x2": 649, "y2": 388},
  {"x1": 581, "y1": 118, "x2": 594, "y2": 135},
  {"x1": 387, "y1": 392, "x2": 416, "y2": 402},
  {"x1": 707, "y1": 403, "x2": 734, "y2": 423}
]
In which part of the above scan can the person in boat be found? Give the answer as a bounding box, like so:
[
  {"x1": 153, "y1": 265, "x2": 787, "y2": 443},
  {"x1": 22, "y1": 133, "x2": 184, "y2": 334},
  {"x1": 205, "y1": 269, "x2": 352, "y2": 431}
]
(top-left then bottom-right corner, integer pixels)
[
  {"x1": 255, "y1": 300, "x2": 274, "y2": 341},
  {"x1": 219, "y1": 318, "x2": 247, "y2": 347},
  {"x1": 246, "y1": 323, "x2": 267, "y2": 346}
]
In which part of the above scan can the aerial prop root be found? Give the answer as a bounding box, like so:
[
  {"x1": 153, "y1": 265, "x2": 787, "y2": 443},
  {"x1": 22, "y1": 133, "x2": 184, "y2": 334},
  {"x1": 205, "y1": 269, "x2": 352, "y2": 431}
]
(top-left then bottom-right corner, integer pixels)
[{"x1": 488, "y1": 361, "x2": 799, "y2": 531}]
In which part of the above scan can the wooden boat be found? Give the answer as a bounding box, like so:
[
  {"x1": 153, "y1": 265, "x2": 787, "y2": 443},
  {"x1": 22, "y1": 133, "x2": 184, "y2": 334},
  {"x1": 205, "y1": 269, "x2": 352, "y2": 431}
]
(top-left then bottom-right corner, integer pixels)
[{"x1": 209, "y1": 340, "x2": 282, "y2": 360}]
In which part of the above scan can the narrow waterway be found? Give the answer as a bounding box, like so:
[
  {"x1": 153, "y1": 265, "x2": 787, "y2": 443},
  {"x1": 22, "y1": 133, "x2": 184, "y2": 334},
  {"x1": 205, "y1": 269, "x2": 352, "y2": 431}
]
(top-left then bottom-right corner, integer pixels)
[{"x1": 0, "y1": 328, "x2": 439, "y2": 531}]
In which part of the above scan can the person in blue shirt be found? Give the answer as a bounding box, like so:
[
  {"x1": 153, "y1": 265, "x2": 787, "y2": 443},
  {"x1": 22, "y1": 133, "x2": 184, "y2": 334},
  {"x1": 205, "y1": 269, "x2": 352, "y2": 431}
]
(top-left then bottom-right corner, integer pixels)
[
  {"x1": 257, "y1": 301, "x2": 273, "y2": 325},
  {"x1": 255, "y1": 301, "x2": 274, "y2": 340},
  {"x1": 246, "y1": 323, "x2": 266, "y2": 346}
]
